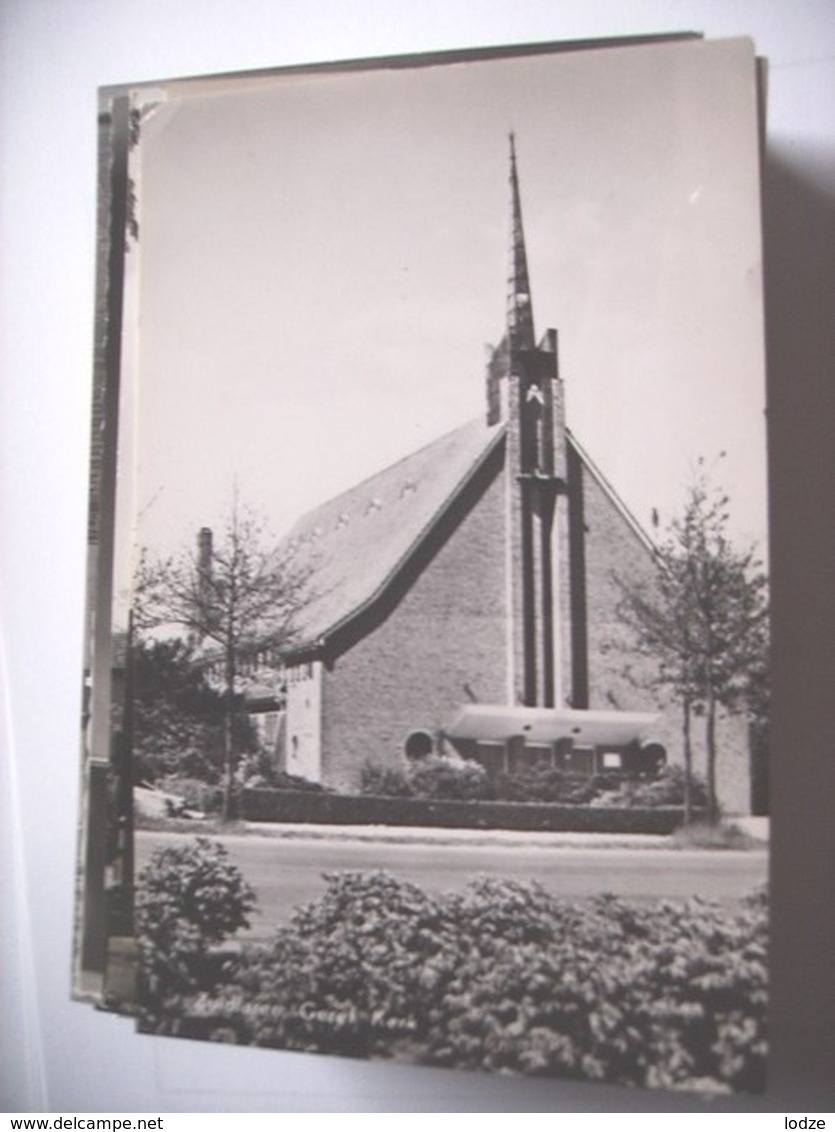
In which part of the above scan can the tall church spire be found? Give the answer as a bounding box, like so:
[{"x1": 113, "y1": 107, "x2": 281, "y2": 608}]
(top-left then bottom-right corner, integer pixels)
[
  {"x1": 488, "y1": 134, "x2": 570, "y2": 711},
  {"x1": 507, "y1": 132, "x2": 535, "y2": 352}
]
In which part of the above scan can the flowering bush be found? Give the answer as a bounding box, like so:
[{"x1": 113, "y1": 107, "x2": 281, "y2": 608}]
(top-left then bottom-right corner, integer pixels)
[
  {"x1": 136, "y1": 837, "x2": 256, "y2": 1028},
  {"x1": 222, "y1": 871, "x2": 767, "y2": 1092},
  {"x1": 231, "y1": 871, "x2": 444, "y2": 1056},
  {"x1": 408, "y1": 755, "x2": 491, "y2": 801},
  {"x1": 359, "y1": 761, "x2": 413, "y2": 797},
  {"x1": 420, "y1": 885, "x2": 767, "y2": 1091},
  {"x1": 609, "y1": 765, "x2": 710, "y2": 809},
  {"x1": 136, "y1": 841, "x2": 766, "y2": 1090},
  {"x1": 492, "y1": 765, "x2": 599, "y2": 804},
  {"x1": 359, "y1": 757, "x2": 706, "y2": 809},
  {"x1": 360, "y1": 756, "x2": 490, "y2": 801}
]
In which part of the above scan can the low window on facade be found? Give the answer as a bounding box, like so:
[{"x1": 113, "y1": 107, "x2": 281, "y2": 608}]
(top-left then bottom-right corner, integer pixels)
[{"x1": 601, "y1": 751, "x2": 623, "y2": 770}]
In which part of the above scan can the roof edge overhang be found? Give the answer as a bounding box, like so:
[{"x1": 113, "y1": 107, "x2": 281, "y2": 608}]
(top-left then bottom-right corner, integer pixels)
[
  {"x1": 565, "y1": 428, "x2": 658, "y2": 556},
  {"x1": 445, "y1": 703, "x2": 661, "y2": 746}
]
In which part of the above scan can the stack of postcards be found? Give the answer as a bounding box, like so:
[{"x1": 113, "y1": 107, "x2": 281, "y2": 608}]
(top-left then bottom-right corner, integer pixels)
[{"x1": 75, "y1": 32, "x2": 770, "y2": 1099}]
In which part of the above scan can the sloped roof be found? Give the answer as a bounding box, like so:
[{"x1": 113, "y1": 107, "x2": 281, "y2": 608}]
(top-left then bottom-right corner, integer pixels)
[
  {"x1": 565, "y1": 428, "x2": 656, "y2": 555},
  {"x1": 280, "y1": 417, "x2": 655, "y2": 659},
  {"x1": 283, "y1": 416, "x2": 504, "y2": 653}
]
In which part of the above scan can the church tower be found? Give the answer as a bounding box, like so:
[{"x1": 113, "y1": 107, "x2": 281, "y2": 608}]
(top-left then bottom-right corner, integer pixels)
[{"x1": 487, "y1": 135, "x2": 569, "y2": 708}]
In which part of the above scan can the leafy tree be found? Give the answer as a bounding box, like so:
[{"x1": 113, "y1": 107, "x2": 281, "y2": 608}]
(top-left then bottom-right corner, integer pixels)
[
  {"x1": 131, "y1": 637, "x2": 256, "y2": 786},
  {"x1": 138, "y1": 496, "x2": 310, "y2": 819},
  {"x1": 132, "y1": 637, "x2": 218, "y2": 783},
  {"x1": 617, "y1": 463, "x2": 769, "y2": 823}
]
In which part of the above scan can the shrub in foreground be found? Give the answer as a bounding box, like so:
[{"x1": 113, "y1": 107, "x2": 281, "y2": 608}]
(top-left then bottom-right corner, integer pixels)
[
  {"x1": 135, "y1": 837, "x2": 256, "y2": 1026},
  {"x1": 222, "y1": 872, "x2": 767, "y2": 1092},
  {"x1": 135, "y1": 848, "x2": 766, "y2": 1092}
]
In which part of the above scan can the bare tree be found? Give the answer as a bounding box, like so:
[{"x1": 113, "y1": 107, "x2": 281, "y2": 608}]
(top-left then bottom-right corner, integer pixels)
[
  {"x1": 617, "y1": 462, "x2": 769, "y2": 824},
  {"x1": 138, "y1": 495, "x2": 310, "y2": 819}
]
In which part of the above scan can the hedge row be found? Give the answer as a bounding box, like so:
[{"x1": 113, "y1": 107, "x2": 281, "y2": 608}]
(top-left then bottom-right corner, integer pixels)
[
  {"x1": 240, "y1": 787, "x2": 694, "y2": 834},
  {"x1": 359, "y1": 759, "x2": 709, "y2": 809}
]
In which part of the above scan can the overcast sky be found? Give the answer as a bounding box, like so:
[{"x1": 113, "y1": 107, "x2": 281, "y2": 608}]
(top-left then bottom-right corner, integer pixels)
[{"x1": 122, "y1": 36, "x2": 768, "y2": 584}]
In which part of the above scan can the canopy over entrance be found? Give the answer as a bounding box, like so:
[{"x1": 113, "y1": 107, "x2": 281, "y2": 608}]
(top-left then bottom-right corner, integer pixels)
[{"x1": 444, "y1": 704, "x2": 659, "y2": 746}]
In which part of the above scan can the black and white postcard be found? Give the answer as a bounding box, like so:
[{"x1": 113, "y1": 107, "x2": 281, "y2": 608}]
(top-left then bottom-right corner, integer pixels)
[{"x1": 77, "y1": 34, "x2": 770, "y2": 1095}]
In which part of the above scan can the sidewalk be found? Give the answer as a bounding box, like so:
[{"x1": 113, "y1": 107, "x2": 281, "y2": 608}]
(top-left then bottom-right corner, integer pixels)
[
  {"x1": 732, "y1": 816, "x2": 770, "y2": 840},
  {"x1": 242, "y1": 821, "x2": 659, "y2": 851},
  {"x1": 239, "y1": 815, "x2": 769, "y2": 851}
]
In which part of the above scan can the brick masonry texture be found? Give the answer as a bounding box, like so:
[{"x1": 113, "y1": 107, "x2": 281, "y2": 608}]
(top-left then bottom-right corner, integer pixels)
[
  {"x1": 319, "y1": 455, "x2": 509, "y2": 792},
  {"x1": 295, "y1": 429, "x2": 752, "y2": 813},
  {"x1": 577, "y1": 457, "x2": 751, "y2": 814},
  {"x1": 259, "y1": 137, "x2": 755, "y2": 814}
]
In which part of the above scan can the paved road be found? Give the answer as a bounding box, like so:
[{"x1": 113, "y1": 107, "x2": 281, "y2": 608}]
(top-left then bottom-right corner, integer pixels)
[{"x1": 136, "y1": 828, "x2": 767, "y2": 941}]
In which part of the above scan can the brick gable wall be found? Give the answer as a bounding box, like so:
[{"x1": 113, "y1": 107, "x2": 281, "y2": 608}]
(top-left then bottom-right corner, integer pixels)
[
  {"x1": 576, "y1": 457, "x2": 751, "y2": 813},
  {"x1": 298, "y1": 430, "x2": 751, "y2": 812},
  {"x1": 318, "y1": 449, "x2": 508, "y2": 791}
]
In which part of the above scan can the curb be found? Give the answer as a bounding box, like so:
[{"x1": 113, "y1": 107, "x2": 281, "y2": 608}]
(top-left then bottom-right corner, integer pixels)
[{"x1": 240, "y1": 821, "x2": 677, "y2": 851}]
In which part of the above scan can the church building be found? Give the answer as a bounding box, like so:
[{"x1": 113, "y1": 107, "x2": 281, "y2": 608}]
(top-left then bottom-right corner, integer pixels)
[{"x1": 273, "y1": 138, "x2": 752, "y2": 814}]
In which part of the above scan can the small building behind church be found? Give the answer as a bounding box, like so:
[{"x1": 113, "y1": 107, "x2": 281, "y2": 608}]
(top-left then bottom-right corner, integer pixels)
[{"x1": 266, "y1": 141, "x2": 752, "y2": 815}]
